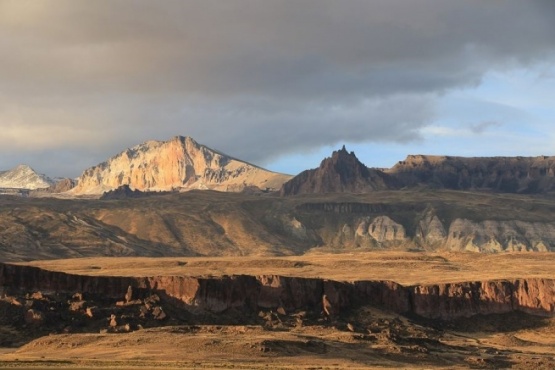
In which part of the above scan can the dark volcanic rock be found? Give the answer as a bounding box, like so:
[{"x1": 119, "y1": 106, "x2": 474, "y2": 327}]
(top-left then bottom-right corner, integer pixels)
[
  {"x1": 100, "y1": 185, "x2": 171, "y2": 200},
  {"x1": 281, "y1": 146, "x2": 397, "y2": 195}
]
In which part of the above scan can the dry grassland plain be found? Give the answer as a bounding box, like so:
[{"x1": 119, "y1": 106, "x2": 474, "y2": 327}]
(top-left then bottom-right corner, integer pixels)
[
  {"x1": 0, "y1": 251, "x2": 553, "y2": 369},
  {"x1": 20, "y1": 251, "x2": 555, "y2": 285}
]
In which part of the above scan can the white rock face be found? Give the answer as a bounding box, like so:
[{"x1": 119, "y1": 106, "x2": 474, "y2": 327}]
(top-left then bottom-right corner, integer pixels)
[
  {"x1": 71, "y1": 136, "x2": 292, "y2": 195},
  {"x1": 416, "y1": 209, "x2": 447, "y2": 245},
  {"x1": 343, "y1": 213, "x2": 555, "y2": 252},
  {"x1": 0, "y1": 165, "x2": 53, "y2": 190},
  {"x1": 368, "y1": 216, "x2": 406, "y2": 242},
  {"x1": 355, "y1": 216, "x2": 406, "y2": 243},
  {"x1": 445, "y1": 218, "x2": 555, "y2": 252}
]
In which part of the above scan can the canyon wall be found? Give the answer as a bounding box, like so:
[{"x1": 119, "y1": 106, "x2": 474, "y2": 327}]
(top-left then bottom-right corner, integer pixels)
[{"x1": 1, "y1": 263, "x2": 553, "y2": 320}]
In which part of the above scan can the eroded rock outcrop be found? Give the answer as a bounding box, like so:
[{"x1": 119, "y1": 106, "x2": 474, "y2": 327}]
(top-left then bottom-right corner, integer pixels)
[
  {"x1": 416, "y1": 208, "x2": 447, "y2": 246},
  {"x1": 280, "y1": 146, "x2": 397, "y2": 196},
  {"x1": 446, "y1": 219, "x2": 555, "y2": 252},
  {"x1": 411, "y1": 278, "x2": 555, "y2": 319},
  {"x1": 366, "y1": 216, "x2": 406, "y2": 243},
  {"x1": 43, "y1": 178, "x2": 76, "y2": 193},
  {"x1": 307, "y1": 210, "x2": 555, "y2": 252},
  {"x1": 1, "y1": 263, "x2": 553, "y2": 321}
]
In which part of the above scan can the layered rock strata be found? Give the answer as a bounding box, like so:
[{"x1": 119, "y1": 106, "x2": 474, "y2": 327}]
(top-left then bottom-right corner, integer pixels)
[
  {"x1": 388, "y1": 154, "x2": 555, "y2": 193},
  {"x1": 1, "y1": 263, "x2": 553, "y2": 320},
  {"x1": 291, "y1": 205, "x2": 555, "y2": 252},
  {"x1": 282, "y1": 151, "x2": 555, "y2": 195}
]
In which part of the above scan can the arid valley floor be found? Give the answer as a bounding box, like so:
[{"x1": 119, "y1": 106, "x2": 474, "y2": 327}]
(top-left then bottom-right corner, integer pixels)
[
  {"x1": 1, "y1": 252, "x2": 554, "y2": 369},
  {"x1": 1, "y1": 152, "x2": 555, "y2": 369}
]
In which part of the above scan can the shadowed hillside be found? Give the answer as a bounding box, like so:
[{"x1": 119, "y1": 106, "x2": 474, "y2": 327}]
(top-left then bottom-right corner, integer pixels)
[
  {"x1": 1, "y1": 189, "x2": 555, "y2": 261},
  {"x1": 281, "y1": 149, "x2": 555, "y2": 195}
]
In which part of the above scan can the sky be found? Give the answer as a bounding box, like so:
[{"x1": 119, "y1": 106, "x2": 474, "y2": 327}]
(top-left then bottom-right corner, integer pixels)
[{"x1": 1, "y1": 0, "x2": 554, "y2": 178}]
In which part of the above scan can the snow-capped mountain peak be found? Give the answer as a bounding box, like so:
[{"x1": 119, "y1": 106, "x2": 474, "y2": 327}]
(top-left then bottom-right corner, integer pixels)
[{"x1": 0, "y1": 164, "x2": 54, "y2": 190}]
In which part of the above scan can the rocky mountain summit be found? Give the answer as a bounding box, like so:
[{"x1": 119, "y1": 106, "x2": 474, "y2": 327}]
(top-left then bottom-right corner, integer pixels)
[
  {"x1": 0, "y1": 165, "x2": 53, "y2": 190},
  {"x1": 70, "y1": 136, "x2": 291, "y2": 195},
  {"x1": 282, "y1": 150, "x2": 555, "y2": 195},
  {"x1": 280, "y1": 146, "x2": 397, "y2": 195},
  {"x1": 4, "y1": 140, "x2": 553, "y2": 197}
]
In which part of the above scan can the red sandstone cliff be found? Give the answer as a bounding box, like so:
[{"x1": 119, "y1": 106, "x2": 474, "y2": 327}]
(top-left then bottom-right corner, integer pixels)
[{"x1": 1, "y1": 263, "x2": 553, "y2": 320}]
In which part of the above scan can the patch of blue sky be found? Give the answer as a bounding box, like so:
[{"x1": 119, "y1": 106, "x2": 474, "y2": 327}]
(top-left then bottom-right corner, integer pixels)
[{"x1": 267, "y1": 64, "x2": 554, "y2": 175}]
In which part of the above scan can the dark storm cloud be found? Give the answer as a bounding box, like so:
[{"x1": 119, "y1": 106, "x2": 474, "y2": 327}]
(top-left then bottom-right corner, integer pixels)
[{"x1": 0, "y1": 0, "x2": 554, "y2": 176}]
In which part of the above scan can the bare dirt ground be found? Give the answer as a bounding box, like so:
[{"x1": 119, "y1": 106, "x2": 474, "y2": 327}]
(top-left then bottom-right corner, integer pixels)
[
  {"x1": 1, "y1": 314, "x2": 554, "y2": 369},
  {"x1": 1, "y1": 252, "x2": 554, "y2": 369}
]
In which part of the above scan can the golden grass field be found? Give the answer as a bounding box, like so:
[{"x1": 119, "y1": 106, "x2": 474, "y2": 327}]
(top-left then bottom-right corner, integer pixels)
[{"x1": 19, "y1": 250, "x2": 555, "y2": 285}]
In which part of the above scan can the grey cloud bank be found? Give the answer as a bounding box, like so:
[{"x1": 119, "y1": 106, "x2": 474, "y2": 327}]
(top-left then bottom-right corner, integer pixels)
[{"x1": 0, "y1": 0, "x2": 554, "y2": 177}]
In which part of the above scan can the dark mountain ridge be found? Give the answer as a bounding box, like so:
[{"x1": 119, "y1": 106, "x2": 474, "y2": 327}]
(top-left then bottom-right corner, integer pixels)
[
  {"x1": 280, "y1": 146, "x2": 398, "y2": 195},
  {"x1": 281, "y1": 149, "x2": 555, "y2": 195}
]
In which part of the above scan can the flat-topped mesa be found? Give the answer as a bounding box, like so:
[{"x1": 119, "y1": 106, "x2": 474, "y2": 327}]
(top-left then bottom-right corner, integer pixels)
[
  {"x1": 388, "y1": 155, "x2": 555, "y2": 192},
  {"x1": 392, "y1": 154, "x2": 555, "y2": 171},
  {"x1": 283, "y1": 149, "x2": 555, "y2": 195},
  {"x1": 390, "y1": 154, "x2": 457, "y2": 169},
  {"x1": 70, "y1": 136, "x2": 291, "y2": 195},
  {"x1": 1, "y1": 263, "x2": 553, "y2": 320}
]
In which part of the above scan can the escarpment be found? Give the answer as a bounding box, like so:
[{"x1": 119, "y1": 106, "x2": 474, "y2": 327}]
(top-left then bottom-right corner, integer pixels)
[
  {"x1": 1, "y1": 263, "x2": 553, "y2": 320},
  {"x1": 281, "y1": 150, "x2": 555, "y2": 195},
  {"x1": 388, "y1": 154, "x2": 555, "y2": 193}
]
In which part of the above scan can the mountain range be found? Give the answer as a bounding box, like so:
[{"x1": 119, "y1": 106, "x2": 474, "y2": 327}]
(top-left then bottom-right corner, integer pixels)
[
  {"x1": 1, "y1": 135, "x2": 555, "y2": 196},
  {"x1": 1, "y1": 136, "x2": 555, "y2": 261},
  {"x1": 281, "y1": 146, "x2": 555, "y2": 195}
]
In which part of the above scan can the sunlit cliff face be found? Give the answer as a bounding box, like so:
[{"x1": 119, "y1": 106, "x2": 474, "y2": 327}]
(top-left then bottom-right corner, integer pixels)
[{"x1": 71, "y1": 136, "x2": 291, "y2": 194}]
